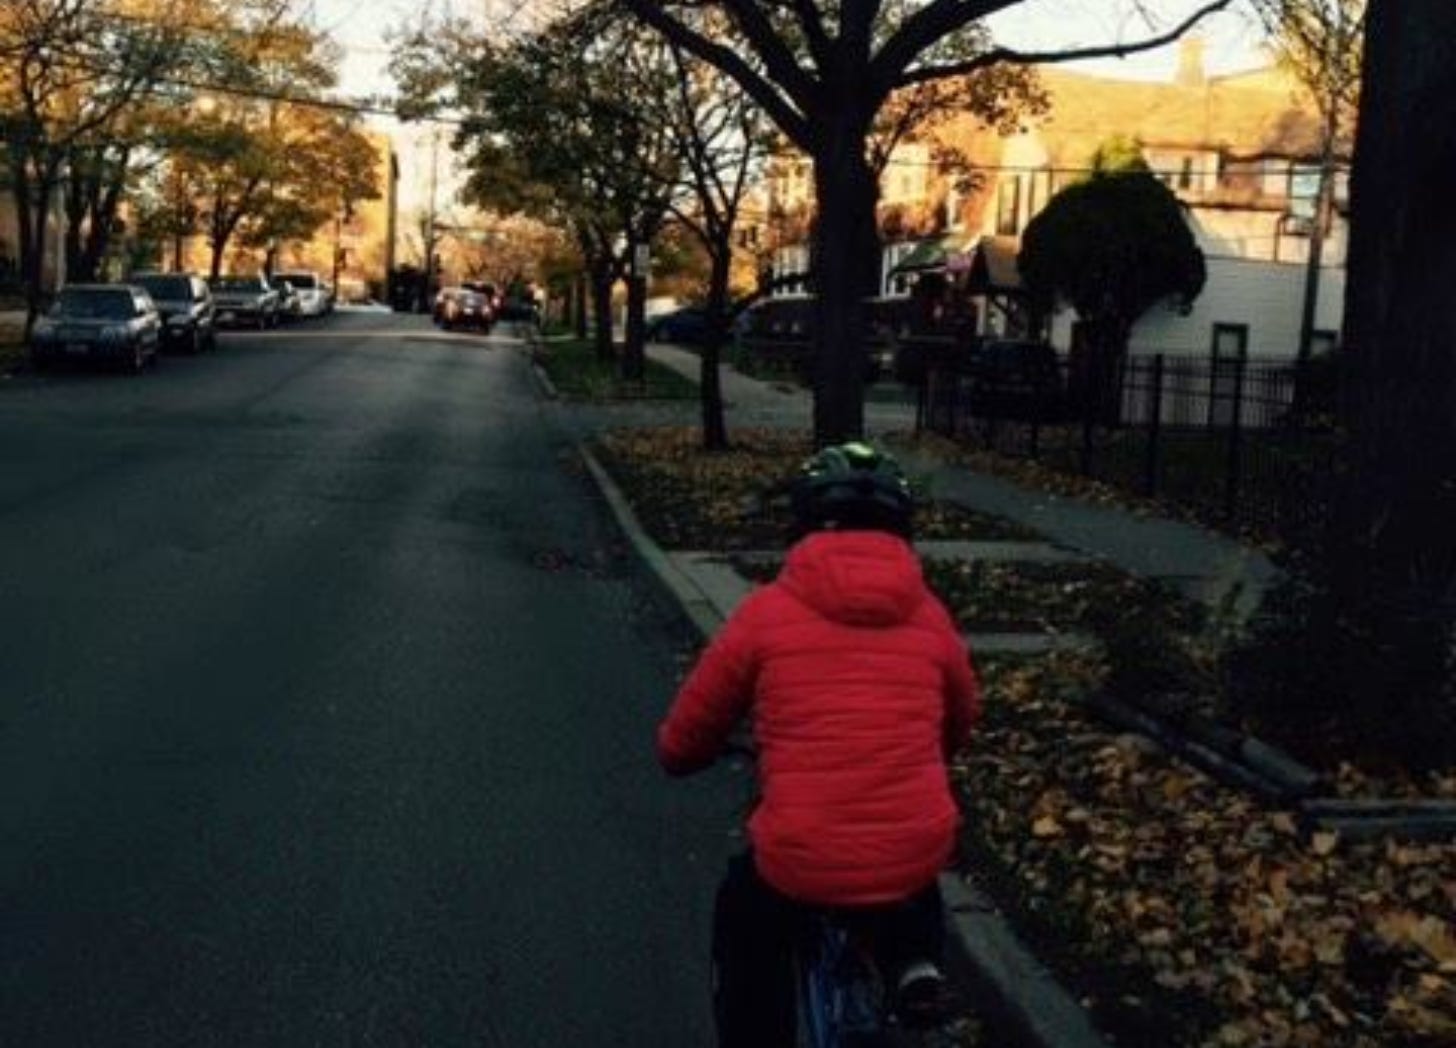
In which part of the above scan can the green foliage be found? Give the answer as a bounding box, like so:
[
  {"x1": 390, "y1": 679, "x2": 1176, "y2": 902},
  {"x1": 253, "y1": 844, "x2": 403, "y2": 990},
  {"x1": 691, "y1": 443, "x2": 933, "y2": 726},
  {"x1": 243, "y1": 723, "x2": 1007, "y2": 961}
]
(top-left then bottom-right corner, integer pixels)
[
  {"x1": 1088, "y1": 135, "x2": 1152, "y2": 177},
  {"x1": 1019, "y1": 168, "x2": 1207, "y2": 329}
]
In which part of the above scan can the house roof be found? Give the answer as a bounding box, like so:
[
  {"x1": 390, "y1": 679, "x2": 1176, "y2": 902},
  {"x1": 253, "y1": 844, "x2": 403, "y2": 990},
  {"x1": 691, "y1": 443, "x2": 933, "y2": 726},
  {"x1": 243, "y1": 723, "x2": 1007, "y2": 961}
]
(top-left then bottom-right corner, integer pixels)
[{"x1": 1032, "y1": 67, "x2": 1329, "y2": 166}]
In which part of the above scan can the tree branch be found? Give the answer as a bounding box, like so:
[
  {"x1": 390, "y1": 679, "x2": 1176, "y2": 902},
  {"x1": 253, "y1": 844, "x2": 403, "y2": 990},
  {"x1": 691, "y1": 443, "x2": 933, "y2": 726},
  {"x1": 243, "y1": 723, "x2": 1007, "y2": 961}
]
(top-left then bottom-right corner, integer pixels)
[
  {"x1": 897, "y1": 0, "x2": 1237, "y2": 87},
  {"x1": 616, "y1": 0, "x2": 811, "y2": 142}
]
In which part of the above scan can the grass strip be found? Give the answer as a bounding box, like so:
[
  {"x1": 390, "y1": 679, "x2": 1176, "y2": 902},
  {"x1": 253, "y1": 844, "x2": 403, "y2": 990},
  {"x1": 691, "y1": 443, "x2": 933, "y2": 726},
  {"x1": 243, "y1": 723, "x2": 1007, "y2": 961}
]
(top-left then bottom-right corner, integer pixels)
[{"x1": 534, "y1": 337, "x2": 697, "y2": 400}]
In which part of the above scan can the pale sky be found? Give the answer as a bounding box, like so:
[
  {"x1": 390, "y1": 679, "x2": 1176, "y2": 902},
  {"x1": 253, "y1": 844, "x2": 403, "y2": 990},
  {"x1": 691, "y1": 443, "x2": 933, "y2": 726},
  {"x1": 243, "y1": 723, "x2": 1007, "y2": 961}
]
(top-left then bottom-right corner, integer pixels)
[{"x1": 311, "y1": 0, "x2": 1267, "y2": 216}]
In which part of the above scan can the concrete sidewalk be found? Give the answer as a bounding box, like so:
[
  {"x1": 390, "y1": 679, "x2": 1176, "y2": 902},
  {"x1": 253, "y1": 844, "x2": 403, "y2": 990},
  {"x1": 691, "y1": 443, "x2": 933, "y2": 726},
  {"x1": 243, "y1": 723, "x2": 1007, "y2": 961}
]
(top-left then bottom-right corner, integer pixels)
[{"x1": 643, "y1": 342, "x2": 1280, "y2": 619}]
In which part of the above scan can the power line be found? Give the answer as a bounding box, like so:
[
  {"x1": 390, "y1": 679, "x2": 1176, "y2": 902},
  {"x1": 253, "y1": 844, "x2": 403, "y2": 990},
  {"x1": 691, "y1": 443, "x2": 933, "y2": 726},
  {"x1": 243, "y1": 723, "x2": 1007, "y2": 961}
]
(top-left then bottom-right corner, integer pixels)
[{"x1": 23, "y1": 6, "x2": 454, "y2": 122}]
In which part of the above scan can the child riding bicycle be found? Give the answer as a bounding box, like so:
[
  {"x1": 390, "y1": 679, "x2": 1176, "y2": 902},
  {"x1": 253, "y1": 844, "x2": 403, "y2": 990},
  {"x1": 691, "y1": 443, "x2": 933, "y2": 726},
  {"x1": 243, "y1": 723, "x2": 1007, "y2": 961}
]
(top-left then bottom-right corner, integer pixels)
[{"x1": 657, "y1": 442, "x2": 982, "y2": 1047}]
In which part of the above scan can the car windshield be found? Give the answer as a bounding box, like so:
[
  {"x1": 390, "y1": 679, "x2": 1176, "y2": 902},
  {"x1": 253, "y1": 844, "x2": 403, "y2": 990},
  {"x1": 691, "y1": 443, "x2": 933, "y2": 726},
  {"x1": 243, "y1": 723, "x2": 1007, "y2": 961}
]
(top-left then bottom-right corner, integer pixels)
[
  {"x1": 214, "y1": 277, "x2": 263, "y2": 292},
  {"x1": 52, "y1": 288, "x2": 136, "y2": 320},
  {"x1": 277, "y1": 273, "x2": 317, "y2": 289},
  {"x1": 132, "y1": 275, "x2": 190, "y2": 300}
]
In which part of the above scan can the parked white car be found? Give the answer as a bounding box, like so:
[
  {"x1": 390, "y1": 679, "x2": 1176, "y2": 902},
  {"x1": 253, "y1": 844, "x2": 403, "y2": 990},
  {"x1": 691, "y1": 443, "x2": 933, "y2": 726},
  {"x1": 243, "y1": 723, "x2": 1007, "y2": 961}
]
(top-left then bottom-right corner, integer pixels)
[{"x1": 273, "y1": 271, "x2": 331, "y2": 317}]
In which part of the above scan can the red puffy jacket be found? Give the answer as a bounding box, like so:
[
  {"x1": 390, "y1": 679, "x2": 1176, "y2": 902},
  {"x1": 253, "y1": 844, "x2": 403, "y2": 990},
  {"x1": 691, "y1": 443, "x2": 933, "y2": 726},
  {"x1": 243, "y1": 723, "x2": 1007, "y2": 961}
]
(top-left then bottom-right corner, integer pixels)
[{"x1": 658, "y1": 530, "x2": 981, "y2": 906}]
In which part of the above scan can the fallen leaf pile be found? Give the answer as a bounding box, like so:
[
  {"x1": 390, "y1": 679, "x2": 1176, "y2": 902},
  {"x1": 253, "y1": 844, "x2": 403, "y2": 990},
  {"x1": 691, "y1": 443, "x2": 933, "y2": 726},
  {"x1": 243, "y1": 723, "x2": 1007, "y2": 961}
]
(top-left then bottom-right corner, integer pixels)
[
  {"x1": 609, "y1": 423, "x2": 1456, "y2": 1046},
  {"x1": 596, "y1": 426, "x2": 1035, "y2": 550},
  {"x1": 733, "y1": 555, "x2": 1205, "y2": 638},
  {"x1": 924, "y1": 558, "x2": 1203, "y2": 636},
  {"x1": 884, "y1": 430, "x2": 1288, "y2": 555},
  {"x1": 957, "y1": 655, "x2": 1456, "y2": 1047}
]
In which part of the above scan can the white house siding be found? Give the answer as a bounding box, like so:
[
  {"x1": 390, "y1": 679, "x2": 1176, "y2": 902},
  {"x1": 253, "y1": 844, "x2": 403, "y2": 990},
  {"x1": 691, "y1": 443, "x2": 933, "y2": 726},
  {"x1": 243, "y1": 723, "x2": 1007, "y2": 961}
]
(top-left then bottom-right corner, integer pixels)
[
  {"x1": 1046, "y1": 257, "x2": 1346, "y2": 429},
  {"x1": 1189, "y1": 206, "x2": 1349, "y2": 267},
  {"x1": 1049, "y1": 255, "x2": 1346, "y2": 360}
]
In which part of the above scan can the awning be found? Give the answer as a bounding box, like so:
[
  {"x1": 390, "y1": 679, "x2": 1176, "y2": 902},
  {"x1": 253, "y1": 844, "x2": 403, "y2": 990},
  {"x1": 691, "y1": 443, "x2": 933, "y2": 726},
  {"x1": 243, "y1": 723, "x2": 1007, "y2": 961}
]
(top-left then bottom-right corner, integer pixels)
[
  {"x1": 887, "y1": 232, "x2": 976, "y2": 276},
  {"x1": 965, "y1": 235, "x2": 1024, "y2": 294}
]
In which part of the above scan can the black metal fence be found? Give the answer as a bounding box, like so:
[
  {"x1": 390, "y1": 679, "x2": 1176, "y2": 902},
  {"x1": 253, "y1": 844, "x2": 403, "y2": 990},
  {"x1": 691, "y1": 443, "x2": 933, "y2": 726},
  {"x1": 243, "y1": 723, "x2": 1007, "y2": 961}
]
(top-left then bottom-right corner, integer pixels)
[{"x1": 912, "y1": 337, "x2": 1340, "y2": 542}]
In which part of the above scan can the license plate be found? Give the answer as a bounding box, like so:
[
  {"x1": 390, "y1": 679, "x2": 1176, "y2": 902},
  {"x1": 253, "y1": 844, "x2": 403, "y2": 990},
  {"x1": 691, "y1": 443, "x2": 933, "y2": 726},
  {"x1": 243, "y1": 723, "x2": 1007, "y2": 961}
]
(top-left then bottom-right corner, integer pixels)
[
  {"x1": 64, "y1": 342, "x2": 88, "y2": 355},
  {"x1": 219, "y1": 311, "x2": 235, "y2": 323}
]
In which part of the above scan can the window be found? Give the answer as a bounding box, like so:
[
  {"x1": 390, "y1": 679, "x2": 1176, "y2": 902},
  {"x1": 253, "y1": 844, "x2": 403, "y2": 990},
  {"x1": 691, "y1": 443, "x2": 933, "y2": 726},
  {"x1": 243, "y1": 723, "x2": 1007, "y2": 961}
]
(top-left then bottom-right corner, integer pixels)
[
  {"x1": 996, "y1": 178, "x2": 1021, "y2": 236},
  {"x1": 1179, "y1": 157, "x2": 1194, "y2": 190}
]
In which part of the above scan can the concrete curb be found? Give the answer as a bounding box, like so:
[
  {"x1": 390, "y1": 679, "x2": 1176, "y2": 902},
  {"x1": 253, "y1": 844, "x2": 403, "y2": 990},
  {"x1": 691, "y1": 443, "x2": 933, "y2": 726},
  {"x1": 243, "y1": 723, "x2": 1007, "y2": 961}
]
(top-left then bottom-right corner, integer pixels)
[
  {"x1": 532, "y1": 362, "x2": 560, "y2": 400},
  {"x1": 579, "y1": 446, "x2": 725, "y2": 639},
  {"x1": 942, "y1": 876, "x2": 1112, "y2": 1048},
  {"x1": 576, "y1": 437, "x2": 1114, "y2": 1048}
]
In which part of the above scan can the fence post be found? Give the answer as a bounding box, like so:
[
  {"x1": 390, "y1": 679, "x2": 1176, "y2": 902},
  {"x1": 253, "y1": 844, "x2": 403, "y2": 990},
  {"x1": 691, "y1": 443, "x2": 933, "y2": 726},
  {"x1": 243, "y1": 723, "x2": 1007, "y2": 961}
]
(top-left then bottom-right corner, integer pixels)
[
  {"x1": 1144, "y1": 354, "x2": 1164, "y2": 496},
  {"x1": 914, "y1": 345, "x2": 927, "y2": 434},
  {"x1": 1224, "y1": 353, "x2": 1247, "y2": 520},
  {"x1": 1079, "y1": 384, "x2": 1095, "y2": 477}
]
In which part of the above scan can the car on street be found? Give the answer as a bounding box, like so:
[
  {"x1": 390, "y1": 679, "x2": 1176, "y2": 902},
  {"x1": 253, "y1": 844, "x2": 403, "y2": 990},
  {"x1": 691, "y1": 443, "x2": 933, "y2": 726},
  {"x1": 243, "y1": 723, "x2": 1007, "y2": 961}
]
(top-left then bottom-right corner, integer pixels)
[
  {"x1": 210, "y1": 274, "x2": 281, "y2": 329},
  {"x1": 129, "y1": 272, "x2": 217, "y2": 354},
  {"x1": 274, "y1": 271, "x2": 331, "y2": 317},
  {"x1": 963, "y1": 339, "x2": 1067, "y2": 422},
  {"x1": 645, "y1": 305, "x2": 712, "y2": 345},
  {"x1": 460, "y1": 280, "x2": 501, "y2": 313},
  {"x1": 274, "y1": 279, "x2": 301, "y2": 320},
  {"x1": 734, "y1": 295, "x2": 887, "y2": 381},
  {"x1": 496, "y1": 296, "x2": 540, "y2": 324},
  {"x1": 433, "y1": 287, "x2": 493, "y2": 332},
  {"x1": 29, "y1": 284, "x2": 162, "y2": 373}
]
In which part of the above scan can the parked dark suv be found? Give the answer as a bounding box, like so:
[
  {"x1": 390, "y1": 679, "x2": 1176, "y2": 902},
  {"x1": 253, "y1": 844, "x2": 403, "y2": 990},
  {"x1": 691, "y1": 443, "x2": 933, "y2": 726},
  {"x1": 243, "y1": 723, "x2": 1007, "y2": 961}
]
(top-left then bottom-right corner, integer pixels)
[
  {"x1": 29, "y1": 284, "x2": 162, "y2": 373},
  {"x1": 131, "y1": 272, "x2": 216, "y2": 354}
]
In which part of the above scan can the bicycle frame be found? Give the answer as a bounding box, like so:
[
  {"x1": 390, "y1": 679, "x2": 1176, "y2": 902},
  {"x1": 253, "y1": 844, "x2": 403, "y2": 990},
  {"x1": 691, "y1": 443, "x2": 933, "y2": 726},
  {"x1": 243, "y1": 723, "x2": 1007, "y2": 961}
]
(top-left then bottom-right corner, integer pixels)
[{"x1": 796, "y1": 915, "x2": 886, "y2": 1048}]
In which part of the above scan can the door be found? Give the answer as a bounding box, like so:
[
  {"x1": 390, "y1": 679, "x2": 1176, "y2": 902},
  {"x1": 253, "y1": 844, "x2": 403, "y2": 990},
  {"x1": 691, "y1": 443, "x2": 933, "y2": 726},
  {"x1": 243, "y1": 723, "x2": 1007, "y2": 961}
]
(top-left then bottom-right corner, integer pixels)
[{"x1": 1209, "y1": 323, "x2": 1248, "y2": 427}]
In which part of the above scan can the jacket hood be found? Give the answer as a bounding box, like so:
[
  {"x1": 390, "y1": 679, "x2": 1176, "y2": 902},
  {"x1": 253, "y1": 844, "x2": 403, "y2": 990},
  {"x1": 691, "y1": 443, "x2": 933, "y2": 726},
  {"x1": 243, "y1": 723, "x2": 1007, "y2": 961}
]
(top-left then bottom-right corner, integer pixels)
[{"x1": 779, "y1": 531, "x2": 926, "y2": 627}]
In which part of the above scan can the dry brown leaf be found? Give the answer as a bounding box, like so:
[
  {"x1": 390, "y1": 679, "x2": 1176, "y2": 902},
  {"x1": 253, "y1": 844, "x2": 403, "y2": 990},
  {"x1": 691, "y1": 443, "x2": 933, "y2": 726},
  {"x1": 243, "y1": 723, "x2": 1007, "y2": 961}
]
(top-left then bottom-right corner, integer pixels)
[
  {"x1": 1031, "y1": 815, "x2": 1063, "y2": 838},
  {"x1": 1270, "y1": 812, "x2": 1299, "y2": 836}
]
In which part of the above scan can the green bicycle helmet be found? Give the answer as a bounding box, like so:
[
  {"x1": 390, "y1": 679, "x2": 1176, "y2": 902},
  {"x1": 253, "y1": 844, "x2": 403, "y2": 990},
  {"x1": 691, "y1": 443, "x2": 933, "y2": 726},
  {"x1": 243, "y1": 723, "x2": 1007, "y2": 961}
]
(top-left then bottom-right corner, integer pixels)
[{"x1": 789, "y1": 441, "x2": 914, "y2": 538}]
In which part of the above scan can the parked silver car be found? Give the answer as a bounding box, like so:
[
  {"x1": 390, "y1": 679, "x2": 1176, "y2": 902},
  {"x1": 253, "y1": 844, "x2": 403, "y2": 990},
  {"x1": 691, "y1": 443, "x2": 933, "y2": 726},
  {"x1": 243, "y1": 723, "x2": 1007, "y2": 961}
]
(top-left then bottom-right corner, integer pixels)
[
  {"x1": 29, "y1": 284, "x2": 162, "y2": 373},
  {"x1": 211, "y1": 274, "x2": 281, "y2": 329}
]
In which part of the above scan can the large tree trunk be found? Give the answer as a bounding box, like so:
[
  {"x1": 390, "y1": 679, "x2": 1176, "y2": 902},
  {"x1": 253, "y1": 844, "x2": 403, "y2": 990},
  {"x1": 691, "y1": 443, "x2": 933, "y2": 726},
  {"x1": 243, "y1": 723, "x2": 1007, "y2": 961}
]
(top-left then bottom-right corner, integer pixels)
[
  {"x1": 810, "y1": 118, "x2": 879, "y2": 445},
  {"x1": 1328, "y1": 0, "x2": 1456, "y2": 752},
  {"x1": 574, "y1": 272, "x2": 589, "y2": 339},
  {"x1": 588, "y1": 259, "x2": 615, "y2": 360},
  {"x1": 11, "y1": 151, "x2": 59, "y2": 332}
]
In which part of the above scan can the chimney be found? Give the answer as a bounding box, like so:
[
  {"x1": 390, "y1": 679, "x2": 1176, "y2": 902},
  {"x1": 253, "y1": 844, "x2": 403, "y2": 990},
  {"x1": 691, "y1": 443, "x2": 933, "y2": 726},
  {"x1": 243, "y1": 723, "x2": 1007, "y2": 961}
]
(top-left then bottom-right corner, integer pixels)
[{"x1": 1176, "y1": 35, "x2": 1206, "y2": 87}]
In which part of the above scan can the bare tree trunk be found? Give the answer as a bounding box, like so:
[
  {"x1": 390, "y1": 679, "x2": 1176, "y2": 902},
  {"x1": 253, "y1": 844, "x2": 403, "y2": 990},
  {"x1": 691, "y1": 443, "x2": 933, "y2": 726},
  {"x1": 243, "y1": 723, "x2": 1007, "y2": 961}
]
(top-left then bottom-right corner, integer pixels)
[
  {"x1": 699, "y1": 244, "x2": 731, "y2": 451},
  {"x1": 589, "y1": 260, "x2": 615, "y2": 360},
  {"x1": 621, "y1": 254, "x2": 647, "y2": 382},
  {"x1": 1328, "y1": 0, "x2": 1456, "y2": 757},
  {"x1": 810, "y1": 119, "x2": 878, "y2": 445},
  {"x1": 573, "y1": 272, "x2": 588, "y2": 339}
]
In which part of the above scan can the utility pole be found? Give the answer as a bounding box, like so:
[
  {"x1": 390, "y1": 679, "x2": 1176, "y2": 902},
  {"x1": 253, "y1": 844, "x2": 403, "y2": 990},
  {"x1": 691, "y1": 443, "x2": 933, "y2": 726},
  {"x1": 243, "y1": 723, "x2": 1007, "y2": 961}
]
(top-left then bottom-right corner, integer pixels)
[
  {"x1": 332, "y1": 212, "x2": 343, "y2": 293},
  {"x1": 423, "y1": 127, "x2": 439, "y2": 312}
]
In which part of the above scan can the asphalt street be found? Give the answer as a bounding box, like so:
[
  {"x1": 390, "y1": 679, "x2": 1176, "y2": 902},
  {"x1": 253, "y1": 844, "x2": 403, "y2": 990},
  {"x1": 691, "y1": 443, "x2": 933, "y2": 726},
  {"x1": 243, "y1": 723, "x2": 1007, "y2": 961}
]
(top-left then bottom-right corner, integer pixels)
[{"x1": 0, "y1": 311, "x2": 739, "y2": 1045}]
